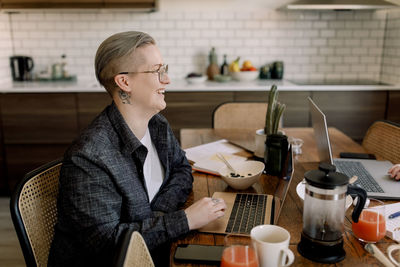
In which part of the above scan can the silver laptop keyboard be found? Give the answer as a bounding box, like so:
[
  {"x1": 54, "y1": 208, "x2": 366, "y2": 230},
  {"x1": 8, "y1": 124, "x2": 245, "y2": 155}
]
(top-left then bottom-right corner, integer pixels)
[
  {"x1": 334, "y1": 160, "x2": 384, "y2": 193},
  {"x1": 225, "y1": 194, "x2": 267, "y2": 234}
]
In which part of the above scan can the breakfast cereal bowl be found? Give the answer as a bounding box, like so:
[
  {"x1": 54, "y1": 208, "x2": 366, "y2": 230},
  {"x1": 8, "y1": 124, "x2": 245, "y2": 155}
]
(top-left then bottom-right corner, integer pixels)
[{"x1": 219, "y1": 160, "x2": 265, "y2": 190}]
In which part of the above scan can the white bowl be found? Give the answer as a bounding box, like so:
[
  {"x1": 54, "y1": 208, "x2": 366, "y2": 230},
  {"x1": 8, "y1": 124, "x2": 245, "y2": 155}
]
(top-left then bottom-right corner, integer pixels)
[
  {"x1": 219, "y1": 160, "x2": 265, "y2": 190},
  {"x1": 185, "y1": 76, "x2": 207, "y2": 84},
  {"x1": 231, "y1": 71, "x2": 259, "y2": 81},
  {"x1": 296, "y1": 181, "x2": 353, "y2": 210}
]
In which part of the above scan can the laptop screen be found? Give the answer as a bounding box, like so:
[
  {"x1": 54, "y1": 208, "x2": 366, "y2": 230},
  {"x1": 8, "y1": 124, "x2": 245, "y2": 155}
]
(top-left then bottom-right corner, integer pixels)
[{"x1": 308, "y1": 97, "x2": 334, "y2": 165}]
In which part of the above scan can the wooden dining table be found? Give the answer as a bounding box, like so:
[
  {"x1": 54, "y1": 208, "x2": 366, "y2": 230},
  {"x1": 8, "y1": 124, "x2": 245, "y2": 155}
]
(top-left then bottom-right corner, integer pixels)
[{"x1": 169, "y1": 127, "x2": 398, "y2": 267}]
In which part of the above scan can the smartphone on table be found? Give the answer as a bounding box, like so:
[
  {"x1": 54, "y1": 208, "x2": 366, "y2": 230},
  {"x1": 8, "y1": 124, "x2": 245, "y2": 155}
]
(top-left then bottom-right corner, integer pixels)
[{"x1": 174, "y1": 244, "x2": 224, "y2": 264}]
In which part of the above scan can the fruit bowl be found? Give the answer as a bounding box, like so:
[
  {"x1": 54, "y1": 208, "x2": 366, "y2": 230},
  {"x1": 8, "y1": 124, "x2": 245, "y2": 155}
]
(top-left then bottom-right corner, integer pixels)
[
  {"x1": 219, "y1": 160, "x2": 265, "y2": 190},
  {"x1": 231, "y1": 71, "x2": 259, "y2": 82}
]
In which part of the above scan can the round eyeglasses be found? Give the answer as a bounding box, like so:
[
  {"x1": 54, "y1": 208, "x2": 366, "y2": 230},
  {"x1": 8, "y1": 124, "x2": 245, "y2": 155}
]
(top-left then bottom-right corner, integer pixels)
[{"x1": 119, "y1": 64, "x2": 169, "y2": 83}]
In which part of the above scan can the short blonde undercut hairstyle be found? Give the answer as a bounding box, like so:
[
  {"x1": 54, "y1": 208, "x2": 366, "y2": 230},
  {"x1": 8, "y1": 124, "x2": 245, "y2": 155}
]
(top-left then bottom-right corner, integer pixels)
[{"x1": 95, "y1": 31, "x2": 155, "y2": 95}]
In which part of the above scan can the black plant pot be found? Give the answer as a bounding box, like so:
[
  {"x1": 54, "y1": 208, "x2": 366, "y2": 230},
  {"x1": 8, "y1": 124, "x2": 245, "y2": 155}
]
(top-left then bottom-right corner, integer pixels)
[{"x1": 265, "y1": 134, "x2": 289, "y2": 176}]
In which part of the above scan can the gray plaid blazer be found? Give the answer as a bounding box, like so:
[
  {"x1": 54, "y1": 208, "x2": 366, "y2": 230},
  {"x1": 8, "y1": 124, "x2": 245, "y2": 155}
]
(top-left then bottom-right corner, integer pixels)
[{"x1": 48, "y1": 102, "x2": 193, "y2": 267}]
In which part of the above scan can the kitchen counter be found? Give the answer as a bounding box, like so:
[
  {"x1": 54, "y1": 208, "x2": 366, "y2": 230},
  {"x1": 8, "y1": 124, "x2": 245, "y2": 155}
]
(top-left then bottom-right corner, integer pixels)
[{"x1": 1, "y1": 79, "x2": 400, "y2": 93}]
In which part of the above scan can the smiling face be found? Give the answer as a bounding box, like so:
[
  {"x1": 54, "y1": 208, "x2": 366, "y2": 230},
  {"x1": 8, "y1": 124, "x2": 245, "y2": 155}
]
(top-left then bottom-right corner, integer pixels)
[{"x1": 119, "y1": 44, "x2": 170, "y2": 116}]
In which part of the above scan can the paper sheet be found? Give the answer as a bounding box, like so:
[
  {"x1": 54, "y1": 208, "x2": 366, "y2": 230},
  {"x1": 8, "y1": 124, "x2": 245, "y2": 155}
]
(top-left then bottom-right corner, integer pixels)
[
  {"x1": 385, "y1": 202, "x2": 400, "y2": 242},
  {"x1": 184, "y1": 139, "x2": 247, "y2": 175}
]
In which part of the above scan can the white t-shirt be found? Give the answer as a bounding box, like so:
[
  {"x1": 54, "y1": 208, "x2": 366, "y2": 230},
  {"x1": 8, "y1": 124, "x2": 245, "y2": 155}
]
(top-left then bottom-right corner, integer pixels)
[{"x1": 140, "y1": 128, "x2": 164, "y2": 202}]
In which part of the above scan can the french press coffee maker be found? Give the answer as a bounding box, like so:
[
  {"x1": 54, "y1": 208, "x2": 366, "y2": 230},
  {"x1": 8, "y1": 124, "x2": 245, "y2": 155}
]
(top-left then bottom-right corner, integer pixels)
[{"x1": 298, "y1": 163, "x2": 367, "y2": 263}]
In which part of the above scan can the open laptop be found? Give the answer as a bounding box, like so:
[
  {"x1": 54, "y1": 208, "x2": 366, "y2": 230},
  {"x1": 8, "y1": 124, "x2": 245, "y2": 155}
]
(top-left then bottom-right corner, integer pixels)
[
  {"x1": 308, "y1": 97, "x2": 400, "y2": 199},
  {"x1": 199, "y1": 147, "x2": 294, "y2": 235}
]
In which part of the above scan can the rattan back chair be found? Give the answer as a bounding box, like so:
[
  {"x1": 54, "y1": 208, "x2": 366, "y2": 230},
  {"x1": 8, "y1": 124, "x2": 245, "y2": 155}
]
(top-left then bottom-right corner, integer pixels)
[
  {"x1": 362, "y1": 120, "x2": 400, "y2": 164},
  {"x1": 10, "y1": 159, "x2": 62, "y2": 267},
  {"x1": 113, "y1": 229, "x2": 155, "y2": 267},
  {"x1": 213, "y1": 102, "x2": 268, "y2": 129}
]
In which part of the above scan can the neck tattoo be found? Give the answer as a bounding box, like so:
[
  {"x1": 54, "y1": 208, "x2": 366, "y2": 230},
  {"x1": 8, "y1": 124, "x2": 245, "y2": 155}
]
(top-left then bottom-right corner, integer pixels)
[{"x1": 118, "y1": 90, "x2": 131, "y2": 105}]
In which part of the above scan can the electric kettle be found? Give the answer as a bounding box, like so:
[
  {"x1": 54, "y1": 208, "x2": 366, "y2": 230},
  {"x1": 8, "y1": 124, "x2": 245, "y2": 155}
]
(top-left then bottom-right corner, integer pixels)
[
  {"x1": 10, "y1": 56, "x2": 34, "y2": 81},
  {"x1": 297, "y1": 162, "x2": 367, "y2": 263}
]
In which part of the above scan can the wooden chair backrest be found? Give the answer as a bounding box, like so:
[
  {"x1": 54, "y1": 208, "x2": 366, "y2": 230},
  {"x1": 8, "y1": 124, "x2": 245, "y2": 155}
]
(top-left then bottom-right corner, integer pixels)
[
  {"x1": 362, "y1": 120, "x2": 400, "y2": 164},
  {"x1": 213, "y1": 102, "x2": 268, "y2": 130},
  {"x1": 114, "y1": 229, "x2": 154, "y2": 267},
  {"x1": 10, "y1": 159, "x2": 62, "y2": 267}
]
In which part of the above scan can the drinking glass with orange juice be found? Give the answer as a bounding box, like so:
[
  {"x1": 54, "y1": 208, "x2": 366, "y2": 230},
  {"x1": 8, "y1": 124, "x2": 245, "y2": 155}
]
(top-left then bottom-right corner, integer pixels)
[
  {"x1": 221, "y1": 234, "x2": 259, "y2": 267},
  {"x1": 352, "y1": 198, "x2": 386, "y2": 243}
]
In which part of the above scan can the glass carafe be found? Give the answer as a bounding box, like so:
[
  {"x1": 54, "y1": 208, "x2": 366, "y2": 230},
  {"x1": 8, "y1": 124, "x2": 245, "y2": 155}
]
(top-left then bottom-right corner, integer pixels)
[{"x1": 298, "y1": 163, "x2": 367, "y2": 263}]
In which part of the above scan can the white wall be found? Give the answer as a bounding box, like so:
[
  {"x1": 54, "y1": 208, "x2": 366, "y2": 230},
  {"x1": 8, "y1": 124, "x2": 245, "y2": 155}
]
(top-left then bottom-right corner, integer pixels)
[
  {"x1": 0, "y1": 14, "x2": 12, "y2": 86},
  {"x1": 0, "y1": 0, "x2": 397, "y2": 86},
  {"x1": 381, "y1": 9, "x2": 400, "y2": 85}
]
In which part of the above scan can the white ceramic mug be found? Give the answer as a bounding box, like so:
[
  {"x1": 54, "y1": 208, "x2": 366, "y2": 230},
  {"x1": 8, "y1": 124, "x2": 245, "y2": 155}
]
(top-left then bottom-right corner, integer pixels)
[
  {"x1": 387, "y1": 244, "x2": 400, "y2": 266},
  {"x1": 250, "y1": 225, "x2": 294, "y2": 267}
]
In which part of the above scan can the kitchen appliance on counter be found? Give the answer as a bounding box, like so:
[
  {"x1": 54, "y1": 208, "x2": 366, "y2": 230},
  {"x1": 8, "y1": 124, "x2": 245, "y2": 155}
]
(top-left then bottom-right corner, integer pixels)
[
  {"x1": 259, "y1": 61, "x2": 284, "y2": 80},
  {"x1": 288, "y1": 79, "x2": 391, "y2": 86},
  {"x1": 10, "y1": 56, "x2": 34, "y2": 81}
]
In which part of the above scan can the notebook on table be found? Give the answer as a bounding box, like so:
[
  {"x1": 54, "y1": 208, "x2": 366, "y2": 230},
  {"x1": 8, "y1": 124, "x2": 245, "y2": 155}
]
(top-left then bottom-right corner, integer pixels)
[
  {"x1": 308, "y1": 97, "x2": 400, "y2": 199},
  {"x1": 199, "y1": 147, "x2": 294, "y2": 236},
  {"x1": 385, "y1": 202, "x2": 400, "y2": 242}
]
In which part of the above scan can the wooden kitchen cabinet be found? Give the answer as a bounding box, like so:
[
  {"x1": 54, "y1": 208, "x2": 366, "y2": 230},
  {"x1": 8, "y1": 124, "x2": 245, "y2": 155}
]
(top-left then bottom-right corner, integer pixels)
[
  {"x1": 312, "y1": 91, "x2": 387, "y2": 142},
  {"x1": 1, "y1": 93, "x2": 78, "y2": 144},
  {"x1": 0, "y1": 95, "x2": 8, "y2": 195},
  {"x1": 387, "y1": 91, "x2": 400, "y2": 123},
  {"x1": 76, "y1": 93, "x2": 111, "y2": 132},
  {"x1": 0, "y1": 93, "x2": 79, "y2": 193},
  {"x1": 0, "y1": 0, "x2": 158, "y2": 9},
  {"x1": 161, "y1": 92, "x2": 234, "y2": 139},
  {"x1": 0, "y1": 90, "x2": 395, "y2": 195}
]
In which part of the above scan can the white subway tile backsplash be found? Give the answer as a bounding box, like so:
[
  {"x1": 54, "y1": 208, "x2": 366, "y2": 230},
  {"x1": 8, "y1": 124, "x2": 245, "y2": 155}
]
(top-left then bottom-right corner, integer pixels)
[
  {"x1": 345, "y1": 39, "x2": 361, "y2": 47},
  {"x1": 219, "y1": 12, "x2": 235, "y2": 20},
  {"x1": 351, "y1": 64, "x2": 367, "y2": 72},
  {"x1": 158, "y1": 20, "x2": 175, "y2": 29},
  {"x1": 235, "y1": 30, "x2": 252, "y2": 38},
  {"x1": 310, "y1": 56, "x2": 326, "y2": 64},
  {"x1": 370, "y1": 30, "x2": 385, "y2": 38},
  {"x1": 227, "y1": 20, "x2": 243, "y2": 29},
  {"x1": 167, "y1": 12, "x2": 184, "y2": 20},
  {"x1": 337, "y1": 12, "x2": 356, "y2": 20},
  {"x1": 312, "y1": 39, "x2": 327, "y2": 46},
  {"x1": 210, "y1": 21, "x2": 226, "y2": 29},
  {"x1": 336, "y1": 30, "x2": 352, "y2": 38},
  {"x1": 327, "y1": 56, "x2": 342, "y2": 64},
  {"x1": 320, "y1": 30, "x2": 335, "y2": 38},
  {"x1": 302, "y1": 12, "x2": 320, "y2": 20},
  {"x1": 301, "y1": 47, "x2": 318, "y2": 55},
  {"x1": 319, "y1": 47, "x2": 334, "y2": 55},
  {"x1": 355, "y1": 12, "x2": 372, "y2": 20},
  {"x1": 320, "y1": 12, "x2": 336, "y2": 20},
  {"x1": 335, "y1": 47, "x2": 352, "y2": 55},
  {"x1": 328, "y1": 38, "x2": 344, "y2": 46},
  {"x1": 227, "y1": 39, "x2": 244, "y2": 47},
  {"x1": 0, "y1": 7, "x2": 398, "y2": 83},
  {"x1": 313, "y1": 21, "x2": 328, "y2": 29},
  {"x1": 193, "y1": 20, "x2": 208, "y2": 29},
  {"x1": 302, "y1": 30, "x2": 319, "y2": 37}
]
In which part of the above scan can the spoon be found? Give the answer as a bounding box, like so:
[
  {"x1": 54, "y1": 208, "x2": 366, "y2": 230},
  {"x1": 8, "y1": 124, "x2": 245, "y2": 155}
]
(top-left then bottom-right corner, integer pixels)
[{"x1": 216, "y1": 153, "x2": 238, "y2": 175}]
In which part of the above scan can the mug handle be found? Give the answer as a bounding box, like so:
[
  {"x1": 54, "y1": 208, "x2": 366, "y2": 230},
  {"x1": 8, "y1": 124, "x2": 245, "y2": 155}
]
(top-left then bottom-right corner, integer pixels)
[
  {"x1": 280, "y1": 248, "x2": 294, "y2": 267},
  {"x1": 387, "y1": 245, "x2": 400, "y2": 266}
]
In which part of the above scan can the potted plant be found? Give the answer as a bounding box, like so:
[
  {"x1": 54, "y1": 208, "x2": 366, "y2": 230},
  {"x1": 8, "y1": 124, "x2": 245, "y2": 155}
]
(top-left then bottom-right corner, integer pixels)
[
  {"x1": 255, "y1": 85, "x2": 286, "y2": 156},
  {"x1": 255, "y1": 85, "x2": 287, "y2": 175}
]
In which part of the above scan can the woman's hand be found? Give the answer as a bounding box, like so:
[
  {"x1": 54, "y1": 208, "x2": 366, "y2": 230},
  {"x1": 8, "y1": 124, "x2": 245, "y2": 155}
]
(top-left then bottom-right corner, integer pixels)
[
  {"x1": 388, "y1": 164, "x2": 400, "y2": 181},
  {"x1": 184, "y1": 197, "x2": 226, "y2": 230}
]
